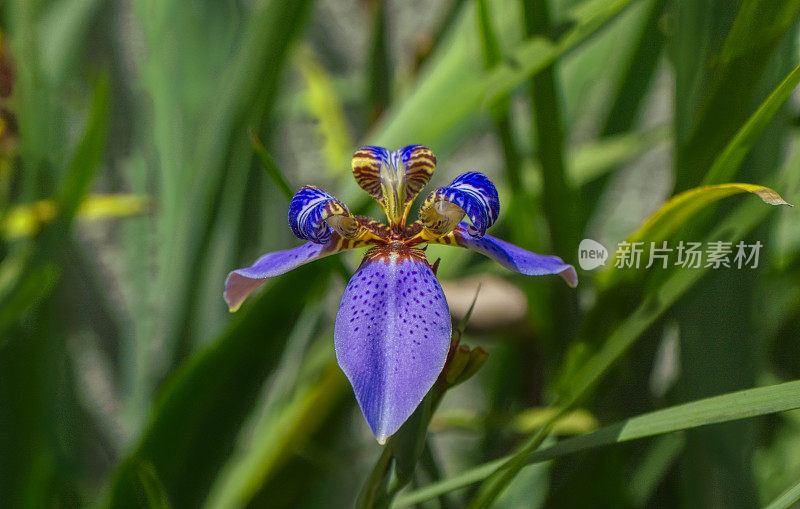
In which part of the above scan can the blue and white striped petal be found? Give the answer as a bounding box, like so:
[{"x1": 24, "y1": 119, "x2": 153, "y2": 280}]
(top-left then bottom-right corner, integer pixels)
[
  {"x1": 419, "y1": 172, "x2": 500, "y2": 238},
  {"x1": 288, "y1": 186, "x2": 360, "y2": 244}
]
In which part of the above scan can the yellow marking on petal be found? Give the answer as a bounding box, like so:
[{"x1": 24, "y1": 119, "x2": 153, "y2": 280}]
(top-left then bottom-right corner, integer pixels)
[
  {"x1": 405, "y1": 227, "x2": 454, "y2": 247},
  {"x1": 351, "y1": 149, "x2": 383, "y2": 199},
  {"x1": 351, "y1": 146, "x2": 437, "y2": 230}
]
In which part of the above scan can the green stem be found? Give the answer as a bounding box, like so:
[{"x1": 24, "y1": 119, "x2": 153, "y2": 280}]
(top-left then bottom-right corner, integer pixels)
[
  {"x1": 249, "y1": 127, "x2": 294, "y2": 201},
  {"x1": 357, "y1": 446, "x2": 394, "y2": 509},
  {"x1": 476, "y1": 0, "x2": 522, "y2": 189},
  {"x1": 524, "y1": 0, "x2": 578, "y2": 259},
  {"x1": 366, "y1": 0, "x2": 391, "y2": 127},
  {"x1": 420, "y1": 440, "x2": 457, "y2": 509}
]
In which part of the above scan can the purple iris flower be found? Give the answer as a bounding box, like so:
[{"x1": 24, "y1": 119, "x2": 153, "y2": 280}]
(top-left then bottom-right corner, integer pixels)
[{"x1": 224, "y1": 145, "x2": 577, "y2": 443}]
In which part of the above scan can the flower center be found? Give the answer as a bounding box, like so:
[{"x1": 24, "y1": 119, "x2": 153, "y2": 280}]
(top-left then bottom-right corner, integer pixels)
[
  {"x1": 363, "y1": 242, "x2": 428, "y2": 265},
  {"x1": 379, "y1": 152, "x2": 407, "y2": 228}
]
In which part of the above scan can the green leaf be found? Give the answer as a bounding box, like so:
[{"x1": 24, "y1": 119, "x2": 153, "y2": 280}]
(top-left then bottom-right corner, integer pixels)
[
  {"x1": 365, "y1": 0, "x2": 391, "y2": 126},
  {"x1": 399, "y1": 176, "x2": 786, "y2": 505},
  {"x1": 764, "y1": 476, "x2": 800, "y2": 509},
  {"x1": 134, "y1": 462, "x2": 172, "y2": 509},
  {"x1": 105, "y1": 262, "x2": 333, "y2": 508},
  {"x1": 627, "y1": 434, "x2": 685, "y2": 506},
  {"x1": 54, "y1": 73, "x2": 110, "y2": 229},
  {"x1": 249, "y1": 129, "x2": 294, "y2": 201},
  {"x1": 627, "y1": 183, "x2": 790, "y2": 244},
  {"x1": 38, "y1": 0, "x2": 104, "y2": 83},
  {"x1": 369, "y1": 0, "x2": 638, "y2": 151},
  {"x1": 394, "y1": 379, "x2": 800, "y2": 507},
  {"x1": 702, "y1": 62, "x2": 800, "y2": 185},
  {"x1": 671, "y1": 0, "x2": 800, "y2": 191},
  {"x1": 0, "y1": 74, "x2": 109, "y2": 341},
  {"x1": 204, "y1": 363, "x2": 347, "y2": 509},
  {"x1": 522, "y1": 0, "x2": 578, "y2": 262},
  {"x1": 153, "y1": 0, "x2": 315, "y2": 364},
  {"x1": 597, "y1": 183, "x2": 791, "y2": 286},
  {"x1": 294, "y1": 45, "x2": 354, "y2": 175}
]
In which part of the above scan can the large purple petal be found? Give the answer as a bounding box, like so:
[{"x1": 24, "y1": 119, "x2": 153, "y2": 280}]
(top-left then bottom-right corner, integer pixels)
[
  {"x1": 224, "y1": 241, "x2": 332, "y2": 312},
  {"x1": 452, "y1": 223, "x2": 578, "y2": 287},
  {"x1": 334, "y1": 246, "x2": 451, "y2": 443}
]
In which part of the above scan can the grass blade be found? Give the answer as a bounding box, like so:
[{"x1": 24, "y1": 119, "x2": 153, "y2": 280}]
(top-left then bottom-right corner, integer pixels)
[
  {"x1": 395, "y1": 379, "x2": 800, "y2": 506},
  {"x1": 370, "y1": 0, "x2": 639, "y2": 151},
  {"x1": 764, "y1": 477, "x2": 800, "y2": 509},
  {"x1": 105, "y1": 262, "x2": 333, "y2": 508},
  {"x1": 397, "y1": 178, "x2": 786, "y2": 504},
  {"x1": 703, "y1": 62, "x2": 800, "y2": 185},
  {"x1": 597, "y1": 183, "x2": 791, "y2": 287},
  {"x1": 522, "y1": 0, "x2": 578, "y2": 259}
]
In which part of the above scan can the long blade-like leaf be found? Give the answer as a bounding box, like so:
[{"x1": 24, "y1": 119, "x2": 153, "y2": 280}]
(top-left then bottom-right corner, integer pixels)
[{"x1": 395, "y1": 379, "x2": 800, "y2": 506}]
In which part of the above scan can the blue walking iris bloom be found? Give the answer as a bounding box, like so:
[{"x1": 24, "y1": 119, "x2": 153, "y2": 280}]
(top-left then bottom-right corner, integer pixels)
[{"x1": 224, "y1": 146, "x2": 577, "y2": 444}]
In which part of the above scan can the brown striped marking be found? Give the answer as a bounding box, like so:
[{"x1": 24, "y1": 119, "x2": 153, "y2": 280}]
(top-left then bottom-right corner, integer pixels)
[
  {"x1": 351, "y1": 148, "x2": 384, "y2": 200},
  {"x1": 402, "y1": 146, "x2": 436, "y2": 202}
]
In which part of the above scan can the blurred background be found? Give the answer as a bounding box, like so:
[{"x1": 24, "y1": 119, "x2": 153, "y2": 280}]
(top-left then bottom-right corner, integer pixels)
[{"x1": 2, "y1": 0, "x2": 800, "y2": 507}]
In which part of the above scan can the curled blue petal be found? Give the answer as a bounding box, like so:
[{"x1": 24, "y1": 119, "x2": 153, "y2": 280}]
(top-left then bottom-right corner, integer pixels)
[
  {"x1": 419, "y1": 172, "x2": 500, "y2": 238},
  {"x1": 453, "y1": 223, "x2": 578, "y2": 287},
  {"x1": 288, "y1": 186, "x2": 358, "y2": 244},
  {"x1": 334, "y1": 245, "x2": 451, "y2": 443}
]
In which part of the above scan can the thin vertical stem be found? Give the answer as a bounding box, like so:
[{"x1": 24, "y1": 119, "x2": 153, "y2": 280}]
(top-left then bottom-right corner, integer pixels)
[
  {"x1": 524, "y1": 0, "x2": 578, "y2": 259},
  {"x1": 366, "y1": 0, "x2": 391, "y2": 127}
]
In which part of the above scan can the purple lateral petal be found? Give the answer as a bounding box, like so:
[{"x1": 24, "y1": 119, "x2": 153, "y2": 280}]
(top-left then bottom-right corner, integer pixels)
[
  {"x1": 224, "y1": 241, "x2": 329, "y2": 312},
  {"x1": 453, "y1": 223, "x2": 578, "y2": 287},
  {"x1": 334, "y1": 247, "x2": 451, "y2": 443}
]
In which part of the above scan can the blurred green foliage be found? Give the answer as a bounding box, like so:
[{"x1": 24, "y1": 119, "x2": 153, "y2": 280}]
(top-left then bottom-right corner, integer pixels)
[{"x1": 1, "y1": 0, "x2": 800, "y2": 507}]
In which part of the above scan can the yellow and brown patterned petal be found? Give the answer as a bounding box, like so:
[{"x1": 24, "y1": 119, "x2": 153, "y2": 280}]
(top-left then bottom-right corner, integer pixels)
[{"x1": 351, "y1": 145, "x2": 436, "y2": 227}]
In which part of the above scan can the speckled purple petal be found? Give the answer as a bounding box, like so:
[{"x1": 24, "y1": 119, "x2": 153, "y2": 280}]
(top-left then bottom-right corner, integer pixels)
[
  {"x1": 224, "y1": 241, "x2": 331, "y2": 312},
  {"x1": 453, "y1": 223, "x2": 578, "y2": 287},
  {"x1": 334, "y1": 247, "x2": 452, "y2": 443}
]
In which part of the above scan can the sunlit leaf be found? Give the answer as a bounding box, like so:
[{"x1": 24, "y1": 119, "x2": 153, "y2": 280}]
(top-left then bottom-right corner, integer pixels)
[
  {"x1": 597, "y1": 183, "x2": 791, "y2": 287},
  {"x1": 398, "y1": 176, "x2": 789, "y2": 505},
  {"x1": 2, "y1": 194, "x2": 149, "y2": 239},
  {"x1": 294, "y1": 45, "x2": 354, "y2": 176}
]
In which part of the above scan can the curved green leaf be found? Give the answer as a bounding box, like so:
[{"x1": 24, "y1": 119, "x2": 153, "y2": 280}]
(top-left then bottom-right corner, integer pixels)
[
  {"x1": 395, "y1": 379, "x2": 800, "y2": 507},
  {"x1": 703, "y1": 62, "x2": 800, "y2": 185},
  {"x1": 629, "y1": 183, "x2": 789, "y2": 245},
  {"x1": 597, "y1": 183, "x2": 790, "y2": 287},
  {"x1": 369, "y1": 0, "x2": 638, "y2": 150},
  {"x1": 395, "y1": 173, "x2": 789, "y2": 506}
]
